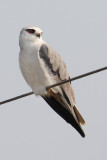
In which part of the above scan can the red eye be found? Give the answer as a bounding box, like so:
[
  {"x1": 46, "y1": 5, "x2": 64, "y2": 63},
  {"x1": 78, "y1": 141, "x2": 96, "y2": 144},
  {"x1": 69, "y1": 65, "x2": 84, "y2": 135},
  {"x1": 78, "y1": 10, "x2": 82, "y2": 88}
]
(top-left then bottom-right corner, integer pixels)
[{"x1": 26, "y1": 29, "x2": 35, "y2": 34}]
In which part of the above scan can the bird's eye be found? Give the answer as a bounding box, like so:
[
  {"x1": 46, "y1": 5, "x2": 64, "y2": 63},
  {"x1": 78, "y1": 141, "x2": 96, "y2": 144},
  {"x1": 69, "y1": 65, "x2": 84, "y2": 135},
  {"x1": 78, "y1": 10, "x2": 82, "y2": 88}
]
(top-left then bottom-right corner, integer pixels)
[{"x1": 26, "y1": 29, "x2": 35, "y2": 34}]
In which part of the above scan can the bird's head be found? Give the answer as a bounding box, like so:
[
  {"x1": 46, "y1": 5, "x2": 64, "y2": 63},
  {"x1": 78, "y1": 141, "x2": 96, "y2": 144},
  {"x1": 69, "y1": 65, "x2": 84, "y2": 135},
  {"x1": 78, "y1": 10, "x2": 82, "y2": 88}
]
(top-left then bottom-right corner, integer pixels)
[{"x1": 19, "y1": 26, "x2": 43, "y2": 48}]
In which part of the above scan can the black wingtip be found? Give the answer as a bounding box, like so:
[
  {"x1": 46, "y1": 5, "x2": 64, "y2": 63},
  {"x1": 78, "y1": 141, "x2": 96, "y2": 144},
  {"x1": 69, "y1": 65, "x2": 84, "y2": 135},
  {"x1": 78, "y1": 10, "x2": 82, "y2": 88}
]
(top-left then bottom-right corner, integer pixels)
[
  {"x1": 67, "y1": 113, "x2": 85, "y2": 138},
  {"x1": 82, "y1": 133, "x2": 85, "y2": 138},
  {"x1": 78, "y1": 127, "x2": 85, "y2": 138},
  {"x1": 42, "y1": 95, "x2": 85, "y2": 138}
]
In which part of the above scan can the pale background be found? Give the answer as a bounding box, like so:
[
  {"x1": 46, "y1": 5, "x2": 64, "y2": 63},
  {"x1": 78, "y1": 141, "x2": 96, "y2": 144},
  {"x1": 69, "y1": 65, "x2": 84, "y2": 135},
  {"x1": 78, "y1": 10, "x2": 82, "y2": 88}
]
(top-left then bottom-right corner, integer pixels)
[{"x1": 0, "y1": 0, "x2": 107, "y2": 160}]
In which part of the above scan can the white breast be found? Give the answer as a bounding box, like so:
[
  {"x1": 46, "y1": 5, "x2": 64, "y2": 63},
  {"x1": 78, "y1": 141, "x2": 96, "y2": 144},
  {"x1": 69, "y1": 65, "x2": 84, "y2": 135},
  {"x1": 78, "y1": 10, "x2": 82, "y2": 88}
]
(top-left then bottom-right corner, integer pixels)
[{"x1": 19, "y1": 41, "x2": 54, "y2": 95}]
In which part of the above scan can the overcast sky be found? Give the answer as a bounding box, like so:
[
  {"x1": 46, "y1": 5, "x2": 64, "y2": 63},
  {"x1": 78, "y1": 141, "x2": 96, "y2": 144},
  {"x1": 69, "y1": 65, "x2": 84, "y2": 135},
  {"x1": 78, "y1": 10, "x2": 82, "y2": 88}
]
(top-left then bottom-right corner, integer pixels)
[{"x1": 0, "y1": 0, "x2": 107, "y2": 160}]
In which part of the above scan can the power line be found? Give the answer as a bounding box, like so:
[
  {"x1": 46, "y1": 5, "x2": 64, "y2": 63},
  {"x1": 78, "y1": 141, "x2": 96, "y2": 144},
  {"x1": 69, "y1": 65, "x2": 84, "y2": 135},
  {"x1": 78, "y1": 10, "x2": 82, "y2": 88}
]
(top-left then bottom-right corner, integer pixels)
[
  {"x1": 46, "y1": 66, "x2": 107, "y2": 89},
  {"x1": 0, "y1": 66, "x2": 107, "y2": 105}
]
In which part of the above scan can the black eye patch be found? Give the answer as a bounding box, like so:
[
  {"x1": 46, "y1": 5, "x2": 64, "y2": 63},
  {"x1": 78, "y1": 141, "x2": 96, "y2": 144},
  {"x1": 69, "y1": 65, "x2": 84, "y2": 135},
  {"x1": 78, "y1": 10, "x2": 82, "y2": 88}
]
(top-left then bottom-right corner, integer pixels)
[{"x1": 26, "y1": 29, "x2": 35, "y2": 34}]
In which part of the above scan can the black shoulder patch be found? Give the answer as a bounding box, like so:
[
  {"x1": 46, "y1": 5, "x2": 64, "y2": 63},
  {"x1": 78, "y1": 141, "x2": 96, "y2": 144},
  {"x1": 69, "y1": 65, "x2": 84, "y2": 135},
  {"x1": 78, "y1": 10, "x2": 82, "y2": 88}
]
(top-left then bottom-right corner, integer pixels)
[
  {"x1": 39, "y1": 44, "x2": 56, "y2": 75},
  {"x1": 39, "y1": 44, "x2": 61, "y2": 78},
  {"x1": 39, "y1": 44, "x2": 68, "y2": 83},
  {"x1": 39, "y1": 44, "x2": 48, "y2": 59}
]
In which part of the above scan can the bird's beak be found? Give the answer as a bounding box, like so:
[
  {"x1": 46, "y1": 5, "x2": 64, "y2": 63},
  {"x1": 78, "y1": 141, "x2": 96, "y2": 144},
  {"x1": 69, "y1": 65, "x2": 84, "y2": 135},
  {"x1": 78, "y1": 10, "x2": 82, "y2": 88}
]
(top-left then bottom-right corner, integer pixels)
[{"x1": 36, "y1": 32, "x2": 43, "y2": 38}]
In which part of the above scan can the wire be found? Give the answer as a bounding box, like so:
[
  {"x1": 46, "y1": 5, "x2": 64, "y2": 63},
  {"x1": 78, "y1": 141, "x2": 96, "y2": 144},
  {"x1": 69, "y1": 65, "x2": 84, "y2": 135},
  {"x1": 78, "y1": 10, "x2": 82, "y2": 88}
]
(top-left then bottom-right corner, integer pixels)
[
  {"x1": 46, "y1": 66, "x2": 107, "y2": 89},
  {"x1": 0, "y1": 66, "x2": 107, "y2": 105}
]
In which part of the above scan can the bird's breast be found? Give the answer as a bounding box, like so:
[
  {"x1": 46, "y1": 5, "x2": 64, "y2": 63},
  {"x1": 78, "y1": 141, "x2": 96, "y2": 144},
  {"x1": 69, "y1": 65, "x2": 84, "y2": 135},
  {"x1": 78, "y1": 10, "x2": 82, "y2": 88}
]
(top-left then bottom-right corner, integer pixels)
[{"x1": 19, "y1": 47, "x2": 54, "y2": 95}]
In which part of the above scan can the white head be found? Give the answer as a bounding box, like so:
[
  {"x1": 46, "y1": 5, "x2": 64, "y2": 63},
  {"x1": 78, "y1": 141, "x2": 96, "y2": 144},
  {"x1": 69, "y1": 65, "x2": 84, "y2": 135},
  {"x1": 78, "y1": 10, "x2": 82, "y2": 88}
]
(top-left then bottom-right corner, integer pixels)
[{"x1": 19, "y1": 26, "x2": 43, "y2": 48}]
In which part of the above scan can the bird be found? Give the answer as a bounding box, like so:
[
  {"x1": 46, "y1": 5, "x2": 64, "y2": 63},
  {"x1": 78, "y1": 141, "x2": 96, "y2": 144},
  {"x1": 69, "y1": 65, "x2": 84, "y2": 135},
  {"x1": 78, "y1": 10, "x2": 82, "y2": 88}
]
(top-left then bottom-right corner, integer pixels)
[{"x1": 19, "y1": 26, "x2": 86, "y2": 137}]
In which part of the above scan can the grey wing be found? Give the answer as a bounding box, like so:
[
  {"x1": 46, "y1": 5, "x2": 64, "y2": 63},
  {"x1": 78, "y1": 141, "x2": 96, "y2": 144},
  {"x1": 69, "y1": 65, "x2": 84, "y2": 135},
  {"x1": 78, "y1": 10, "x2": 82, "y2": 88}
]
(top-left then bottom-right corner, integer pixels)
[
  {"x1": 39, "y1": 43, "x2": 75, "y2": 107},
  {"x1": 39, "y1": 43, "x2": 85, "y2": 137}
]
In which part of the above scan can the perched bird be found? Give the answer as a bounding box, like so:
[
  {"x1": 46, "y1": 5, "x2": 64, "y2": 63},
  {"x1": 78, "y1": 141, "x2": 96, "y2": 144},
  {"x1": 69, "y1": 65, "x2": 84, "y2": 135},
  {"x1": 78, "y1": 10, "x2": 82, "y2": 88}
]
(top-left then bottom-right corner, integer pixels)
[{"x1": 19, "y1": 26, "x2": 85, "y2": 137}]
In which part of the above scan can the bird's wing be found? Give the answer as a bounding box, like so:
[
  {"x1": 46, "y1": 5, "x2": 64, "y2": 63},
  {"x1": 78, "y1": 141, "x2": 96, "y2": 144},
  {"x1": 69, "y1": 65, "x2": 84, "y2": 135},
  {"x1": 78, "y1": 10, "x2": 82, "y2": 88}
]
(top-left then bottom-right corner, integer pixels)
[{"x1": 39, "y1": 43, "x2": 85, "y2": 137}]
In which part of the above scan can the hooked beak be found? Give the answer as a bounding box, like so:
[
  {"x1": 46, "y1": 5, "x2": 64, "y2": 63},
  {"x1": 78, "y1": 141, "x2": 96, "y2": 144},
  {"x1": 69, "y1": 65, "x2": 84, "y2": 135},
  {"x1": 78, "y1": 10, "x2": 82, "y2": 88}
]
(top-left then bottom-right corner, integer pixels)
[{"x1": 36, "y1": 32, "x2": 43, "y2": 38}]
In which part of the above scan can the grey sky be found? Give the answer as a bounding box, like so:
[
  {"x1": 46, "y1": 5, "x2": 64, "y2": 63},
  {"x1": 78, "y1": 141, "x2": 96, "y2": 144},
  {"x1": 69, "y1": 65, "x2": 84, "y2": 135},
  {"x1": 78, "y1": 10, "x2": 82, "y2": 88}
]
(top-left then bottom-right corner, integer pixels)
[{"x1": 0, "y1": 0, "x2": 107, "y2": 159}]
